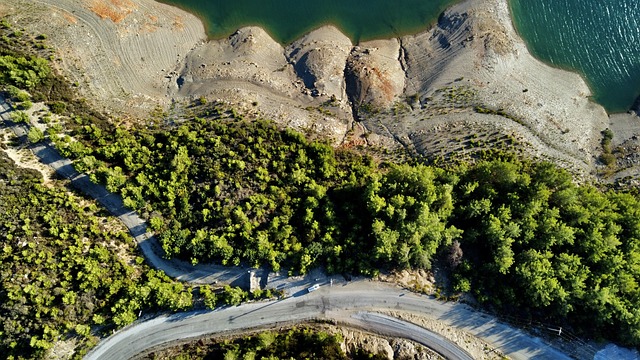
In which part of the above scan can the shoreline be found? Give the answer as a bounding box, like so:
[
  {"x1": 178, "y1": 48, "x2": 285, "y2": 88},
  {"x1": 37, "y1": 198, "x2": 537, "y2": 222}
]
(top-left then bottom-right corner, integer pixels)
[
  {"x1": 506, "y1": 0, "x2": 606, "y2": 112},
  {"x1": 503, "y1": 0, "x2": 609, "y2": 114},
  {"x1": 506, "y1": 0, "x2": 639, "y2": 115},
  {"x1": 154, "y1": 0, "x2": 461, "y2": 45}
]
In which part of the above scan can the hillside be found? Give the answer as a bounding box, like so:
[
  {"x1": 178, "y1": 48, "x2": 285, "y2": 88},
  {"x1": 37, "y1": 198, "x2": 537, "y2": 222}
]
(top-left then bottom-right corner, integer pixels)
[{"x1": 3, "y1": 0, "x2": 630, "y2": 178}]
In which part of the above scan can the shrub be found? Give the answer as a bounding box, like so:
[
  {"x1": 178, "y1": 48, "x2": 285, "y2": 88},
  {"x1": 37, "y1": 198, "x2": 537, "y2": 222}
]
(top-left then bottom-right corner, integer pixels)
[
  {"x1": 27, "y1": 127, "x2": 44, "y2": 143},
  {"x1": 18, "y1": 100, "x2": 32, "y2": 110},
  {"x1": 599, "y1": 153, "x2": 616, "y2": 166},
  {"x1": 10, "y1": 110, "x2": 29, "y2": 123},
  {"x1": 601, "y1": 128, "x2": 613, "y2": 152},
  {"x1": 6, "y1": 85, "x2": 29, "y2": 102},
  {"x1": 0, "y1": 55, "x2": 50, "y2": 88},
  {"x1": 48, "y1": 101, "x2": 66, "y2": 115}
]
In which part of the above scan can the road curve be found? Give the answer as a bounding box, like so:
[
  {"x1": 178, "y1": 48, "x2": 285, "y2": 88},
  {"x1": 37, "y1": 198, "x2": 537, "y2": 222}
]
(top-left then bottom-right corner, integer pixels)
[
  {"x1": 85, "y1": 281, "x2": 571, "y2": 360},
  {"x1": 0, "y1": 97, "x2": 571, "y2": 360}
]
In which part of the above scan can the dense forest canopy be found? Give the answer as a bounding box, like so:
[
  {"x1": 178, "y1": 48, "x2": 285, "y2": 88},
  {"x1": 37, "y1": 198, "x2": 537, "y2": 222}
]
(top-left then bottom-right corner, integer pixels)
[
  {"x1": 0, "y1": 151, "x2": 274, "y2": 359},
  {"x1": 0, "y1": 152, "x2": 193, "y2": 359},
  {"x1": 451, "y1": 160, "x2": 640, "y2": 345},
  {"x1": 66, "y1": 115, "x2": 460, "y2": 276},
  {"x1": 56, "y1": 106, "x2": 640, "y2": 346}
]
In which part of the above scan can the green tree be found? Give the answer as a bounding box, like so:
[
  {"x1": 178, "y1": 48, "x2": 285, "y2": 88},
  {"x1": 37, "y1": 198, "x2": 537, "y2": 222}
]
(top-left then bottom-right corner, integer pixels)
[{"x1": 221, "y1": 285, "x2": 248, "y2": 306}]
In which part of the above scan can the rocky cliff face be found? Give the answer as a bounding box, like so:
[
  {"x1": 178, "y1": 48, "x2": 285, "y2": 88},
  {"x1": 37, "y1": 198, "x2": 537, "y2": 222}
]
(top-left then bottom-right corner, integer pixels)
[{"x1": 6, "y1": 0, "x2": 614, "y2": 175}]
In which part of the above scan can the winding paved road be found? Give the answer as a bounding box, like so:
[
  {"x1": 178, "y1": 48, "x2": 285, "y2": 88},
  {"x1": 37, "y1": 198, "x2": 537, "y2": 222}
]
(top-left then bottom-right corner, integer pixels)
[
  {"x1": 85, "y1": 281, "x2": 570, "y2": 360},
  {"x1": 0, "y1": 97, "x2": 573, "y2": 359}
]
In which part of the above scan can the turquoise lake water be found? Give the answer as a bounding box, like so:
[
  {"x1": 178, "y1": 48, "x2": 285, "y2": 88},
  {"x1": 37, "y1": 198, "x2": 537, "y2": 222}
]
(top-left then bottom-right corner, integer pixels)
[
  {"x1": 158, "y1": 0, "x2": 458, "y2": 44},
  {"x1": 160, "y1": 0, "x2": 640, "y2": 113},
  {"x1": 509, "y1": 0, "x2": 640, "y2": 113}
]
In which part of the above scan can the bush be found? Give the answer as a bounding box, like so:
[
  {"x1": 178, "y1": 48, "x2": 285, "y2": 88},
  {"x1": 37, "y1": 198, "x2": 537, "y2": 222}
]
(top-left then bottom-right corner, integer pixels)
[
  {"x1": 48, "y1": 101, "x2": 66, "y2": 115},
  {"x1": 601, "y1": 128, "x2": 614, "y2": 153},
  {"x1": 27, "y1": 126, "x2": 44, "y2": 143},
  {"x1": 18, "y1": 100, "x2": 32, "y2": 110},
  {"x1": 0, "y1": 55, "x2": 50, "y2": 88},
  {"x1": 5, "y1": 85, "x2": 29, "y2": 102},
  {"x1": 599, "y1": 153, "x2": 616, "y2": 166},
  {"x1": 10, "y1": 110, "x2": 28, "y2": 123}
]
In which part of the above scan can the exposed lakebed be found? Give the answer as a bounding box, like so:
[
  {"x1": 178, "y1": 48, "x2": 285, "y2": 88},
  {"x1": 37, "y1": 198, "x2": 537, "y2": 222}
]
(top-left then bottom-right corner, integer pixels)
[{"x1": 159, "y1": 0, "x2": 640, "y2": 114}]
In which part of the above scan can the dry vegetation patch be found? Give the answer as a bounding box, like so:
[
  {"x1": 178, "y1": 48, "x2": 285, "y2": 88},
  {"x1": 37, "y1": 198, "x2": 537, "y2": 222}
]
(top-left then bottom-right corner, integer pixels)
[
  {"x1": 377, "y1": 269, "x2": 436, "y2": 295},
  {"x1": 88, "y1": 0, "x2": 137, "y2": 23},
  {"x1": 472, "y1": 9, "x2": 513, "y2": 55},
  {"x1": 172, "y1": 15, "x2": 185, "y2": 31},
  {"x1": 61, "y1": 10, "x2": 78, "y2": 24}
]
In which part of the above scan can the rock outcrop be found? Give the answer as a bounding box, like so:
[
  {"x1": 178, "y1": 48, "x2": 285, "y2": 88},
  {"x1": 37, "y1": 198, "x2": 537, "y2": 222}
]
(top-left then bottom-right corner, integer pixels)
[
  {"x1": 345, "y1": 39, "x2": 406, "y2": 117},
  {"x1": 339, "y1": 328, "x2": 440, "y2": 360}
]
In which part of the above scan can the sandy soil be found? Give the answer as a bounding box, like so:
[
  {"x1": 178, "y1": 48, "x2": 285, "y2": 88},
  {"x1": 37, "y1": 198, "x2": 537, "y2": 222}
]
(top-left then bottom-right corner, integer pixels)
[
  {"x1": 1, "y1": 127, "x2": 55, "y2": 183},
  {"x1": 5, "y1": 0, "x2": 206, "y2": 114},
  {"x1": 382, "y1": 311, "x2": 506, "y2": 360},
  {"x1": 605, "y1": 112, "x2": 640, "y2": 183},
  {"x1": 378, "y1": 0, "x2": 608, "y2": 171}
]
